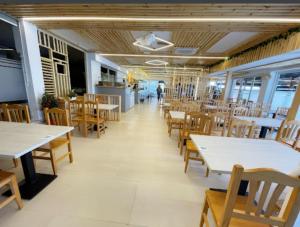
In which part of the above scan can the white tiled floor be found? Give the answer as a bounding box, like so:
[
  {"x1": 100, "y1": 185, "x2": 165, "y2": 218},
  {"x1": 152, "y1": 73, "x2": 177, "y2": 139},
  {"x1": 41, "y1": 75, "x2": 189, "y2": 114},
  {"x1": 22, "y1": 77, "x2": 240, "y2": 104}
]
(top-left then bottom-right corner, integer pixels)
[{"x1": 0, "y1": 100, "x2": 229, "y2": 227}]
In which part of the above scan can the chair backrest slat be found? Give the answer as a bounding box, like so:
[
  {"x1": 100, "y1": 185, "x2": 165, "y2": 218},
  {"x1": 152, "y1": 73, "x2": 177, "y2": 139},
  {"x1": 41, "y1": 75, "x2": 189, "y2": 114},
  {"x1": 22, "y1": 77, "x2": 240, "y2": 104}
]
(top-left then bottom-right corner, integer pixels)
[
  {"x1": 221, "y1": 165, "x2": 300, "y2": 227},
  {"x1": 44, "y1": 108, "x2": 69, "y2": 126},
  {"x1": 6, "y1": 104, "x2": 30, "y2": 123}
]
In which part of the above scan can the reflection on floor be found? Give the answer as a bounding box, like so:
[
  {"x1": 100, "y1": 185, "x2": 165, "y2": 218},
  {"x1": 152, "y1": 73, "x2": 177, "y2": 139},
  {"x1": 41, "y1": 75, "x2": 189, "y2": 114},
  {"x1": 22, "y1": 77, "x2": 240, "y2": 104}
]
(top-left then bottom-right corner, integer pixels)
[{"x1": 0, "y1": 100, "x2": 229, "y2": 227}]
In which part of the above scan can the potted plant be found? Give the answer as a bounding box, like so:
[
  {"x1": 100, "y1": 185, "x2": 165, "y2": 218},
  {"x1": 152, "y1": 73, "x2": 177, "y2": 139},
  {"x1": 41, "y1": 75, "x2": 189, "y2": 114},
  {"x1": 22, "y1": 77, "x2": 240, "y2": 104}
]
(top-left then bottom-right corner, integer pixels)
[
  {"x1": 41, "y1": 93, "x2": 59, "y2": 109},
  {"x1": 68, "y1": 89, "x2": 77, "y2": 100}
]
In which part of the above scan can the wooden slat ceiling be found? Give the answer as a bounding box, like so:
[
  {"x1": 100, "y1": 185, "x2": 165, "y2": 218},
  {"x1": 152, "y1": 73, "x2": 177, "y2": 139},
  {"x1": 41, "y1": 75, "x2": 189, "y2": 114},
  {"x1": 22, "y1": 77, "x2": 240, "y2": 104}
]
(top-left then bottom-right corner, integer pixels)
[{"x1": 1, "y1": 3, "x2": 300, "y2": 69}]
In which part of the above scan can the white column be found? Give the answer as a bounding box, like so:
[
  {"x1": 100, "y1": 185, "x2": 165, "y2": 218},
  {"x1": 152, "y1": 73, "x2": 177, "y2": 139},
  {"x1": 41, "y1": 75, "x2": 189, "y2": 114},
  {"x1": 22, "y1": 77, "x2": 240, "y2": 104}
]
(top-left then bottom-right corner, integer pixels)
[
  {"x1": 18, "y1": 20, "x2": 44, "y2": 121},
  {"x1": 257, "y1": 74, "x2": 270, "y2": 104},
  {"x1": 260, "y1": 71, "x2": 280, "y2": 105},
  {"x1": 222, "y1": 71, "x2": 232, "y2": 101},
  {"x1": 85, "y1": 52, "x2": 101, "y2": 94}
]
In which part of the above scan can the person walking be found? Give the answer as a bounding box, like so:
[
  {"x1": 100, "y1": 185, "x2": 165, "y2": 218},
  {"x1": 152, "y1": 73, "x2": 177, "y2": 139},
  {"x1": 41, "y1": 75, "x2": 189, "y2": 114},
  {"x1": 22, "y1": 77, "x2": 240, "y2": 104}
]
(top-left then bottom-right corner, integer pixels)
[{"x1": 156, "y1": 84, "x2": 162, "y2": 102}]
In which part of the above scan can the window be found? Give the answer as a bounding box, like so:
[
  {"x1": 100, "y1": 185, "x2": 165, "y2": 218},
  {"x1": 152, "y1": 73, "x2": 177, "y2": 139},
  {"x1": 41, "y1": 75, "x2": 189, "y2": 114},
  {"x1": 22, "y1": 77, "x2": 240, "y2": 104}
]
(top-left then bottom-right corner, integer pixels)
[
  {"x1": 230, "y1": 77, "x2": 261, "y2": 102},
  {"x1": 271, "y1": 73, "x2": 300, "y2": 116}
]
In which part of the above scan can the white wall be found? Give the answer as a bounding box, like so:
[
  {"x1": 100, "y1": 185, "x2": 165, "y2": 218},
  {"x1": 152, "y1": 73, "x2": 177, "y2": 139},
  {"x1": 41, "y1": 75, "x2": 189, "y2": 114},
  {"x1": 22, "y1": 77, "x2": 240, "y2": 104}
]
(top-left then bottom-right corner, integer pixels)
[{"x1": 0, "y1": 58, "x2": 27, "y2": 102}]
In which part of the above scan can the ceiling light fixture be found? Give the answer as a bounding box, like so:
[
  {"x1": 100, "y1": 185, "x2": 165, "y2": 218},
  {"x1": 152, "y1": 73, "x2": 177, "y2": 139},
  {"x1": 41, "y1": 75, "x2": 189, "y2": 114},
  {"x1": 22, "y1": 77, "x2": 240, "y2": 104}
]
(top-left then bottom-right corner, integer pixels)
[
  {"x1": 145, "y1": 59, "x2": 168, "y2": 66},
  {"x1": 121, "y1": 65, "x2": 207, "y2": 71},
  {"x1": 99, "y1": 53, "x2": 226, "y2": 60},
  {"x1": 24, "y1": 17, "x2": 300, "y2": 24},
  {"x1": 133, "y1": 33, "x2": 174, "y2": 51}
]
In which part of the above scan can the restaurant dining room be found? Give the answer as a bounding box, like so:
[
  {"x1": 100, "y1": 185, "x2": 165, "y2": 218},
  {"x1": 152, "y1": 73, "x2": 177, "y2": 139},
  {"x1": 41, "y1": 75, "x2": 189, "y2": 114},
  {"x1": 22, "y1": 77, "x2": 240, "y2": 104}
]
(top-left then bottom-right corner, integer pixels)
[{"x1": 1, "y1": 1, "x2": 300, "y2": 227}]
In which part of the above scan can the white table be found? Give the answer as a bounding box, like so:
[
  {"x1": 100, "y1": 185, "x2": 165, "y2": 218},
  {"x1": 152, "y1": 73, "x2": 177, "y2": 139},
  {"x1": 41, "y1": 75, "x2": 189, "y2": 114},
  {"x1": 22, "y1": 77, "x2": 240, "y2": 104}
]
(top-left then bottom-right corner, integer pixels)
[
  {"x1": 190, "y1": 135, "x2": 300, "y2": 194},
  {"x1": 235, "y1": 116, "x2": 282, "y2": 128},
  {"x1": 163, "y1": 103, "x2": 171, "y2": 107},
  {"x1": 98, "y1": 104, "x2": 119, "y2": 111},
  {"x1": 169, "y1": 111, "x2": 186, "y2": 120},
  {"x1": 0, "y1": 121, "x2": 73, "y2": 199},
  {"x1": 235, "y1": 116, "x2": 282, "y2": 138}
]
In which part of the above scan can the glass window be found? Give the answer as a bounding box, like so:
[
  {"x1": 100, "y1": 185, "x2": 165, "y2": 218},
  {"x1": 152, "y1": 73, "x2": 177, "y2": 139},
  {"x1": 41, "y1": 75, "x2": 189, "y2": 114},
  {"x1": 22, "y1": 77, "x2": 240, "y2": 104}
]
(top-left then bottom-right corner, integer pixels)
[
  {"x1": 271, "y1": 73, "x2": 300, "y2": 113},
  {"x1": 229, "y1": 77, "x2": 261, "y2": 102}
]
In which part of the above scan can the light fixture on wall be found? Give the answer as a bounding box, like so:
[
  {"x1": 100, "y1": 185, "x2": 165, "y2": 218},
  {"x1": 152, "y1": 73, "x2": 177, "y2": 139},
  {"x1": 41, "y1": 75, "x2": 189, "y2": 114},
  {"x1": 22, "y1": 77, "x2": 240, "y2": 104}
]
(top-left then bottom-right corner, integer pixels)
[
  {"x1": 145, "y1": 59, "x2": 168, "y2": 66},
  {"x1": 133, "y1": 33, "x2": 174, "y2": 51}
]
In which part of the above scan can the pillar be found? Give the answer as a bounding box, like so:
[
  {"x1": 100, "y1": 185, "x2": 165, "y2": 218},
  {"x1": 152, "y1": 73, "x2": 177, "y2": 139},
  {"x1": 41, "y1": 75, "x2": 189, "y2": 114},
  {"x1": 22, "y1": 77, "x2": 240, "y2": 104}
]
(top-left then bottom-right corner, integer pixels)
[
  {"x1": 85, "y1": 52, "x2": 101, "y2": 94},
  {"x1": 222, "y1": 71, "x2": 233, "y2": 101},
  {"x1": 18, "y1": 20, "x2": 45, "y2": 121}
]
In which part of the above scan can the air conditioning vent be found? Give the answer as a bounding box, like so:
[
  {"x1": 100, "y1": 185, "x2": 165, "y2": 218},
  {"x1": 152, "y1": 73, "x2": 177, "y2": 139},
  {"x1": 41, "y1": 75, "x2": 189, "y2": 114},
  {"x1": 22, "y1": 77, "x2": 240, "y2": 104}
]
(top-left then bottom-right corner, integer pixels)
[{"x1": 174, "y1": 48, "x2": 198, "y2": 55}]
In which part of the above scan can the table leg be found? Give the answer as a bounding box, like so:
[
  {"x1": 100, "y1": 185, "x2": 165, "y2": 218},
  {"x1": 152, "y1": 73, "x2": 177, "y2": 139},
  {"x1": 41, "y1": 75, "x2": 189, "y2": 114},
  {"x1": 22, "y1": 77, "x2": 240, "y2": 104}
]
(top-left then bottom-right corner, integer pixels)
[
  {"x1": 5, "y1": 152, "x2": 57, "y2": 200},
  {"x1": 259, "y1": 126, "x2": 269, "y2": 138},
  {"x1": 210, "y1": 180, "x2": 249, "y2": 196}
]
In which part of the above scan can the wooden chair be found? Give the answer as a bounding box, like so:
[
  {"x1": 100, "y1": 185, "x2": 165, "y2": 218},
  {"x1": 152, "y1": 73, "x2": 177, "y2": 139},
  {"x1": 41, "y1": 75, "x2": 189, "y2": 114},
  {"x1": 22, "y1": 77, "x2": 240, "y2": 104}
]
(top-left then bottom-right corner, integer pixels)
[
  {"x1": 33, "y1": 108, "x2": 73, "y2": 175},
  {"x1": 84, "y1": 99, "x2": 106, "y2": 138},
  {"x1": 232, "y1": 106, "x2": 248, "y2": 117},
  {"x1": 276, "y1": 120, "x2": 300, "y2": 149},
  {"x1": 200, "y1": 164, "x2": 300, "y2": 227},
  {"x1": 0, "y1": 170, "x2": 23, "y2": 210},
  {"x1": 227, "y1": 118, "x2": 255, "y2": 138},
  {"x1": 178, "y1": 112, "x2": 191, "y2": 155},
  {"x1": 167, "y1": 103, "x2": 185, "y2": 136},
  {"x1": 6, "y1": 104, "x2": 31, "y2": 167},
  {"x1": 6, "y1": 104, "x2": 30, "y2": 123},
  {"x1": 274, "y1": 107, "x2": 289, "y2": 120},
  {"x1": 211, "y1": 112, "x2": 228, "y2": 136},
  {"x1": 247, "y1": 107, "x2": 262, "y2": 117},
  {"x1": 67, "y1": 97, "x2": 85, "y2": 135},
  {"x1": 184, "y1": 113, "x2": 213, "y2": 176}
]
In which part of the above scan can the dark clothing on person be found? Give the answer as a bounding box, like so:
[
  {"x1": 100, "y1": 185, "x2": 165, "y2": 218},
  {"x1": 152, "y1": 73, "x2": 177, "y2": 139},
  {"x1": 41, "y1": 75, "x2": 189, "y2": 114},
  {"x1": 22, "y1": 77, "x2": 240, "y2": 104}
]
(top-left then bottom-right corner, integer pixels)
[{"x1": 157, "y1": 86, "x2": 162, "y2": 101}]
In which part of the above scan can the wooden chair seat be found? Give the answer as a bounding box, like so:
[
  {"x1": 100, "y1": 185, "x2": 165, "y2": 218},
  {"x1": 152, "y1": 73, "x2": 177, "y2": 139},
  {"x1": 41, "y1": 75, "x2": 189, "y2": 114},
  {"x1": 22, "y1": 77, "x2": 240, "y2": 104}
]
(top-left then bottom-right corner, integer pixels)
[
  {"x1": 0, "y1": 170, "x2": 23, "y2": 210},
  {"x1": 186, "y1": 139, "x2": 198, "y2": 152},
  {"x1": 33, "y1": 108, "x2": 73, "y2": 175},
  {"x1": 205, "y1": 190, "x2": 268, "y2": 227},
  {"x1": 85, "y1": 115, "x2": 105, "y2": 124},
  {"x1": 38, "y1": 137, "x2": 69, "y2": 150}
]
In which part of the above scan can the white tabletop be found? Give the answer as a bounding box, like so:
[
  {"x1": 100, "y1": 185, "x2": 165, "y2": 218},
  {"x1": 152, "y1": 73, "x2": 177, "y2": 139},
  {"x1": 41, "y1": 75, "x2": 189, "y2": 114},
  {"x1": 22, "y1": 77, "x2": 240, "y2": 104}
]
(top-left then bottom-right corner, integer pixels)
[
  {"x1": 204, "y1": 104, "x2": 217, "y2": 109},
  {"x1": 236, "y1": 116, "x2": 282, "y2": 128},
  {"x1": 169, "y1": 111, "x2": 185, "y2": 120},
  {"x1": 163, "y1": 103, "x2": 171, "y2": 107},
  {"x1": 190, "y1": 135, "x2": 300, "y2": 175},
  {"x1": 0, "y1": 121, "x2": 73, "y2": 159},
  {"x1": 98, "y1": 104, "x2": 119, "y2": 110}
]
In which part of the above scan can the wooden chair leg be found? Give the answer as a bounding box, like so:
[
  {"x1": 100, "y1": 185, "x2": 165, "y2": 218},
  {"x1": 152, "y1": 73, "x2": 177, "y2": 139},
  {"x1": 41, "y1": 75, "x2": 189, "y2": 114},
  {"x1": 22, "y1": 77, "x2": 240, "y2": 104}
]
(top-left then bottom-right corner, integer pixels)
[
  {"x1": 205, "y1": 167, "x2": 209, "y2": 177},
  {"x1": 13, "y1": 158, "x2": 18, "y2": 168},
  {"x1": 184, "y1": 149, "x2": 190, "y2": 173},
  {"x1": 67, "y1": 142, "x2": 73, "y2": 163},
  {"x1": 49, "y1": 150, "x2": 57, "y2": 175},
  {"x1": 180, "y1": 138, "x2": 185, "y2": 156},
  {"x1": 10, "y1": 175, "x2": 23, "y2": 209},
  {"x1": 200, "y1": 198, "x2": 209, "y2": 227}
]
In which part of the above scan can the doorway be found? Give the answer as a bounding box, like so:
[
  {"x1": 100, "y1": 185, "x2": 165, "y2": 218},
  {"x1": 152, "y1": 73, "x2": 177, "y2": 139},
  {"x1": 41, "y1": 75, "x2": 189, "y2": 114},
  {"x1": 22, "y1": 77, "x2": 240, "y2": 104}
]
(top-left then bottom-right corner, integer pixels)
[{"x1": 67, "y1": 45, "x2": 86, "y2": 95}]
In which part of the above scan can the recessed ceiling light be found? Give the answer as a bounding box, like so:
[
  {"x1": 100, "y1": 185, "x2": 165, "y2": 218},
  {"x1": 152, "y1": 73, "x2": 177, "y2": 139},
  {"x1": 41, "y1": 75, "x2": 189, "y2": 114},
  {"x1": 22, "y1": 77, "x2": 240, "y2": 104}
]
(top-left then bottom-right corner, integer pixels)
[
  {"x1": 99, "y1": 53, "x2": 227, "y2": 60},
  {"x1": 145, "y1": 59, "x2": 168, "y2": 66},
  {"x1": 133, "y1": 33, "x2": 174, "y2": 51},
  {"x1": 24, "y1": 17, "x2": 300, "y2": 24}
]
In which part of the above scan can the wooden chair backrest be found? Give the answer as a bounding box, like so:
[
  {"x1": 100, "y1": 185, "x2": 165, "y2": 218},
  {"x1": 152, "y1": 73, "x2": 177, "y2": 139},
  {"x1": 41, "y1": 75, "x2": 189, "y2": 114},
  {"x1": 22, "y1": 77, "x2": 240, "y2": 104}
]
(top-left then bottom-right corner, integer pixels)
[
  {"x1": 276, "y1": 120, "x2": 300, "y2": 148},
  {"x1": 247, "y1": 107, "x2": 263, "y2": 117},
  {"x1": 68, "y1": 97, "x2": 84, "y2": 118},
  {"x1": 186, "y1": 112, "x2": 212, "y2": 136},
  {"x1": 220, "y1": 164, "x2": 300, "y2": 227},
  {"x1": 275, "y1": 107, "x2": 289, "y2": 119},
  {"x1": 232, "y1": 107, "x2": 248, "y2": 117},
  {"x1": 211, "y1": 112, "x2": 228, "y2": 133},
  {"x1": 6, "y1": 104, "x2": 31, "y2": 123},
  {"x1": 227, "y1": 118, "x2": 255, "y2": 138},
  {"x1": 44, "y1": 108, "x2": 69, "y2": 126},
  {"x1": 84, "y1": 99, "x2": 99, "y2": 117},
  {"x1": 0, "y1": 104, "x2": 9, "y2": 121},
  {"x1": 84, "y1": 93, "x2": 97, "y2": 102}
]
